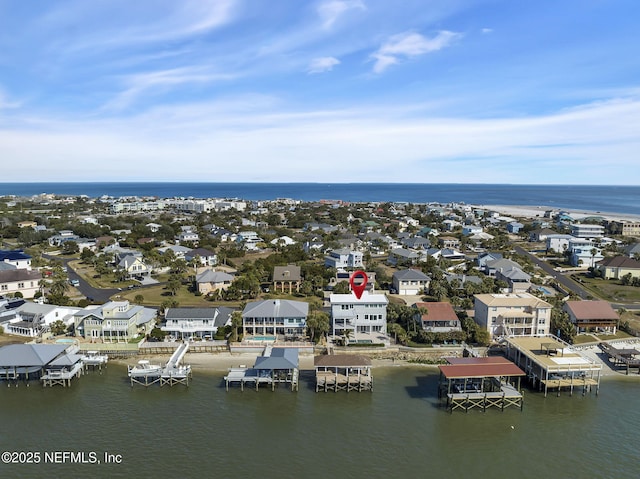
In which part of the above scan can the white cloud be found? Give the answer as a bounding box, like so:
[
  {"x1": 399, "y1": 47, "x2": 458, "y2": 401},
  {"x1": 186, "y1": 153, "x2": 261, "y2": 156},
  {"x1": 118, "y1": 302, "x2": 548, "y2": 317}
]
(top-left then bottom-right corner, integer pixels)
[
  {"x1": 371, "y1": 30, "x2": 460, "y2": 73},
  {"x1": 317, "y1": 0, "x2": 366, "y2": 29},
  {"x1": 3, "y1": 95, "x2": 640, "y2": 184},
  {"x1": 481, "y1": 28, "x2": 493, "y2": 34},
  {"x1": 102, "y1": 67, "x2": 237, "y2": 111},
  {"x1": 308, "y1": 56, "x2": 341, "y2": 74}
]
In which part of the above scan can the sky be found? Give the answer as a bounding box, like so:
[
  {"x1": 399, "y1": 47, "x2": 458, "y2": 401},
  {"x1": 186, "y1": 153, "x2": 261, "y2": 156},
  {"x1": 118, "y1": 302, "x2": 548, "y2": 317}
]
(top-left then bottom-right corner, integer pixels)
[{"x1": 1, "y1": 0, "x2": 639, "y2": 184}]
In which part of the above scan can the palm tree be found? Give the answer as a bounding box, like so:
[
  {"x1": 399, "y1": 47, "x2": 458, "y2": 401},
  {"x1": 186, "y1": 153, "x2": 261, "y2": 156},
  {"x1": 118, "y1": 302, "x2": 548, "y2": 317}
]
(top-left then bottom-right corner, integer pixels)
[
  {"x1": 230, "y1": 311, "x2": 243, "y2": 342},
  {"x1": 341, "y1": 328, "x2": 353, "y2": 346}
]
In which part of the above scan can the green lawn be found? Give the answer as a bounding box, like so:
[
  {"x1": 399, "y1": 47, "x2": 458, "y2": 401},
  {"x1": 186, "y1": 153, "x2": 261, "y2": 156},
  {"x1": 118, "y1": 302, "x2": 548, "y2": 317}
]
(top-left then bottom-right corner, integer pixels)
[{"x1": 573, "y1": 274, "x2": 640, "y2": 302}]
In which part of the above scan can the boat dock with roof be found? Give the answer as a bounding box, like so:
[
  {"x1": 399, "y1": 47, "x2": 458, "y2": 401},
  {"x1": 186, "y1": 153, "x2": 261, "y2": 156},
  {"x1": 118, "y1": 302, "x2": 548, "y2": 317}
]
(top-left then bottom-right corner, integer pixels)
[
  {"x1": 224, "y1": 346, "x2": 299, "y2": 391},
  {"x1": 438, "y1": 357, "x2": 525, "y2": 412},
  {"x1": 314, "y1": 354, "x2": 373, "y2": 392},
  {"x1": 128, "y1": 341, "x2": 191, "y2": 387},
  {"x1": 599, "y1": 341, "x2": 640, "y2": 374},
  {"x1": 504, "y1": 336, "x2": 602, "y2": 397},
  {"x1": 0, "y1": 343, "x2": 85, "y2": 387}
]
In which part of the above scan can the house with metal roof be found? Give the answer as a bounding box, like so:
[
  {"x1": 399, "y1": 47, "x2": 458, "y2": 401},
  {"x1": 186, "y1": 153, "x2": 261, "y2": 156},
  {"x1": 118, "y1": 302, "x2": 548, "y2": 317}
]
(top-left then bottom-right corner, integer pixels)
[
  {"x1": 242, "y1": 299, "x2": 309, "y2": 339},
  {"x1": 162, "y1": 306, "x2": 233, "y2": 340},
  {"x1": 73, "y1": 300, "x2": 157, "y2": 342},
  {"x1": 0, "y1": 343, "x2": 82, "y2": 382}
]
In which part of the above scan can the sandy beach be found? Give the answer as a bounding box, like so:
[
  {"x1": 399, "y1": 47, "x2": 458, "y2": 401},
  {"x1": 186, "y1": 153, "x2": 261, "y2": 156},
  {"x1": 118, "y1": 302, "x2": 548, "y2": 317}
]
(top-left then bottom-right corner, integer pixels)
[{"x1": 477, "y1": 204, "x2": 640, "y2": 222}]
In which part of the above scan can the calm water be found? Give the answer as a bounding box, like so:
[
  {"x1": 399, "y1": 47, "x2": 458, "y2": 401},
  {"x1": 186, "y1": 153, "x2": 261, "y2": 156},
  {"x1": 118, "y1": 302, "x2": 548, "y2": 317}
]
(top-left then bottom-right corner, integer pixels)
[
  {"x1": 1, "y1": 182, "x2": 639, "y2": 215},
  {"x1": 0, "y1": 365, "x2": 637, "y2": 479}
]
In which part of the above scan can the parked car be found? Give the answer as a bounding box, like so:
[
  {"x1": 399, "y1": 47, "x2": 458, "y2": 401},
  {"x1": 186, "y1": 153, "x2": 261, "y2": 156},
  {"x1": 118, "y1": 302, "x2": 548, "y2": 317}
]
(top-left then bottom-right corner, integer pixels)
[{"x1": 70, "y1": 279, "x2": 80, "y2": 287}]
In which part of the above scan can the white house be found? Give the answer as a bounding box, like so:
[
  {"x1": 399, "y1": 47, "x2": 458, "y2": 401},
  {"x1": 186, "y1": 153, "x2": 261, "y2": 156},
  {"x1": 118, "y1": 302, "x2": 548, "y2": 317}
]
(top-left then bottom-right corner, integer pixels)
[
  {"x1": 324, "y1": 248, "x2": 364, "y2": 269},
  {"x1": 329, "y1": 291, "x2": 388, "y2": 343},
  {"x1": 162, "y1": 307, "x2": 233, "y2": 340}
]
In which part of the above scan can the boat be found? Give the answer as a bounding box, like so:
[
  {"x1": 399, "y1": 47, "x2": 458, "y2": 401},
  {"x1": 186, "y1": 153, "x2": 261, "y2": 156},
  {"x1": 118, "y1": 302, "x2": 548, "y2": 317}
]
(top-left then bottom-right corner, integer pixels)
[
  {"x1": 127, "y1": 360, "x2": 162, "y2": 377},
  {"x1": 81, "y1": 350, "x2": 109, "y2": 367}
]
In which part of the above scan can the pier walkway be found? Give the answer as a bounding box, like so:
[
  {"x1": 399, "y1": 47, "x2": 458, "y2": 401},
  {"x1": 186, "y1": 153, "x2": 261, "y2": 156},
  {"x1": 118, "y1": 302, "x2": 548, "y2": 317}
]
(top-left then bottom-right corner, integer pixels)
[{"x1": 128, "y1": 341, "x2": 191, "y2": 387}]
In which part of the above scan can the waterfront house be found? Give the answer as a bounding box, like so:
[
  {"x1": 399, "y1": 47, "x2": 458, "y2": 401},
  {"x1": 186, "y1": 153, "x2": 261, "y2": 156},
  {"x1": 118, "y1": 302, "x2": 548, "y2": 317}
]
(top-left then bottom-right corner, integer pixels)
[
  {"x1": 162, "y1": 307, "x2": 232, "y2": 340},
  {"x1": 563, "y1": 300, "x2": 618, "y2": 334},
  {"x1": 272, "y1": 265, "x2": 302, "y2": 294},
  {"x1": 473, "y1": 293, "x2": 552, "y2": 338},
  {"x1": 596, "y1": 256, "x2": 640, "y2": 280},
  {"x1": 195, "y1": 269, "x2": 234, "y2": 295},
  {"x1": 329, "y1": 291, "x2": 388, "y2": 343},
  {"x1": 0, "y1": 343, "x2": 82, "y2": 382},
  {"x1": 413, "y1": 302, "x2": 461, "y2": 333},
  {"x1": 242, "y1": 299, "x2": 309, "y2": 339},
  {"x1": 73, "y1": 300, "x2": 157, "y2": 342},
  {"x1": 392, "y1": 269, "x2": 430, "y2": 295},
  {"x1": 0, "y1": 301, "x2": 79, "y2": 337}
]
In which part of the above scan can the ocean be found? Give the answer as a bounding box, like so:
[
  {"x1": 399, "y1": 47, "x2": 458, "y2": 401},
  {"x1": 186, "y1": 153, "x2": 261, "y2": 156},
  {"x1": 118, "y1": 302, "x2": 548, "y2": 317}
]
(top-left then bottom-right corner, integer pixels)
[{"x1": 0, "y1": 183, "x2": 639, "y2": 216}]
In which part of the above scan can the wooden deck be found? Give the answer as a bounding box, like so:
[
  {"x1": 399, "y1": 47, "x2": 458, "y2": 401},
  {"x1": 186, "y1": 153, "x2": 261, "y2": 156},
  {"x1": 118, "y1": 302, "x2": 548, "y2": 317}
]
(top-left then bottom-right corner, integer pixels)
[
  {"x1": 446, "y1": 385, "x2": 523, "y2": 413},
  {"x1": 41, "y1": 363, "x2": 84, "y2": 388},
  {"x1": 315, "y1": 370, "x2": 373, "y2": 392},
  {"x1": 505, "y1": 336, "x2": 602, "y2": 397}
]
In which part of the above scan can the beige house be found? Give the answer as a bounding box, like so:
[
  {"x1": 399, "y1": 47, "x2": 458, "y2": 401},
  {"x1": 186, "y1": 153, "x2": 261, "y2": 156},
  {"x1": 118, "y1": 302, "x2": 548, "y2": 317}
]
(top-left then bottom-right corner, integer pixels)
[
  {"x1": 0, "y1": 269, "x2": 42, "y2": 299},
  {"x1": 596, "y1": 256, "x2": 640, "y2": 280},
  {"x1": 196, "y1": 269, "x2": 234, "y2": 295},
  {"x1": 474, "y1": 292, "x2": 552, "y2": 338}
]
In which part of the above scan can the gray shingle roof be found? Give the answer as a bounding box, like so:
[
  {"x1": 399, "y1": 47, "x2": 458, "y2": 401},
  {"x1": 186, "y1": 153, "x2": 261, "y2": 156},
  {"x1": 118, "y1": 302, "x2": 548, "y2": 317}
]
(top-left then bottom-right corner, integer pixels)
[{"x1": 393, "y1": 269, "x2": 430, "y2": 281}]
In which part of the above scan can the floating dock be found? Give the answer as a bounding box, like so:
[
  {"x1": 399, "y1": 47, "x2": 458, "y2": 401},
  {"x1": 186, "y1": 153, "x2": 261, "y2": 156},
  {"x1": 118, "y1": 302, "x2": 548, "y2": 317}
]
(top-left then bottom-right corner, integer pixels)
[
  {"x1": 314, "y1": 354, "x2": 373, "y2": 392},
  {"x1": 504, "y1": 336, "x2": 601, "y2": 397}
]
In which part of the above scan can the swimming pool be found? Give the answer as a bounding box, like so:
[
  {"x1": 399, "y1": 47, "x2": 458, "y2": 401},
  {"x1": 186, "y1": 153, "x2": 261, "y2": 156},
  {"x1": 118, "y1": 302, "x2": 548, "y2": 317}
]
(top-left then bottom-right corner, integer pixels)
[
  {"x1": 252, "y1": 336, "x2": 276, "y2": 341},
  {"x1": 538, "y1": 286, "x2": 554, "y2": 296},
  {"x1": 55, "y1": 338, "x2": 77, "y2": 344}
]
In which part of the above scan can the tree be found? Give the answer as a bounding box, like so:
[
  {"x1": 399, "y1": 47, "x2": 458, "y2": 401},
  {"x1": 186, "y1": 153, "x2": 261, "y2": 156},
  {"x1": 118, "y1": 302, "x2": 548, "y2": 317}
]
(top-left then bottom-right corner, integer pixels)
[
  {"x1": 61, "y1": 241, "x2": 79, "y2": 255},
  {"x1": 167, "y1": 276, "x2": 182, "y2": 296},
  {"x1": 50, "y1": 320, "x2": 67, "y2": 336},
  {"x1": 231, "y1": 311, "x2": 243, "y2": 342},
  {"x1": 306, "y1": 310, "x2": 330, "y2": 343},
  {"x1": 134, "y1": 294, "x2": 144, "y2": 305},
  {"x1": 387, "y1": 322, "x2": 407, "y2": 345}
]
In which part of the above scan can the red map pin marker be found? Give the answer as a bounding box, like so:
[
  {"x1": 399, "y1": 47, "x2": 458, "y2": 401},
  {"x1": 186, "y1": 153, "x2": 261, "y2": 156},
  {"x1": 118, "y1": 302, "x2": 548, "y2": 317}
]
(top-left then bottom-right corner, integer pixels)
[{"x1": 350, "y1": 271, "x2": 368, "y2": 300}]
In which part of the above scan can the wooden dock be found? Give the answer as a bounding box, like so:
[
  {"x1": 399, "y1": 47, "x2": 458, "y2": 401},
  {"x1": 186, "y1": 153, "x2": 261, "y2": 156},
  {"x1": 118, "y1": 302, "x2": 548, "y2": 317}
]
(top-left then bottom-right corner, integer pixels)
[
  {"x1": 128, "y1": 342, "x2": 192, "y2": 387},
  {"x1": 314, "y1": 354, "x2": 373, "y2": 392},
  {"x1": 505, "y1": 336, "x2": 602, "y2": 397},
  {"x1": 438, "y1": 358, "x2": 525, "y2": 413},
  {"x1": 41, "y1": 362, "x2": 84, "y2": 388},
  {"x1": 224, "y1": 347, "x2": 299, "y2": 391}
]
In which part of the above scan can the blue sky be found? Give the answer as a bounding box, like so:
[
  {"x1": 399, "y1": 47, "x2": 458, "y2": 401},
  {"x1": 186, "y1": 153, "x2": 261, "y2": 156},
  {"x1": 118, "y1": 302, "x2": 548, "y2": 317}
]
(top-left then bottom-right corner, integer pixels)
[{"x1": 1, "y1": 0, "x2": 639, "y2": 184}]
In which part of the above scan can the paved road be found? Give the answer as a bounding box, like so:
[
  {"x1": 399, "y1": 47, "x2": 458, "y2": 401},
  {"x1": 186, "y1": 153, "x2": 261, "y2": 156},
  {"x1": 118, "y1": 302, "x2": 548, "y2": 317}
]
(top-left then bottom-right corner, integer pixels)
[
  {"x1": 44, "y1": 254, "x2": 120, "y2": 302},
  {"x1": 514, "y1": 245, "x2": 640, "y2": 310},
  {"x1": 514, "y1": 246, "x2": 590, "y2": 299}
]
